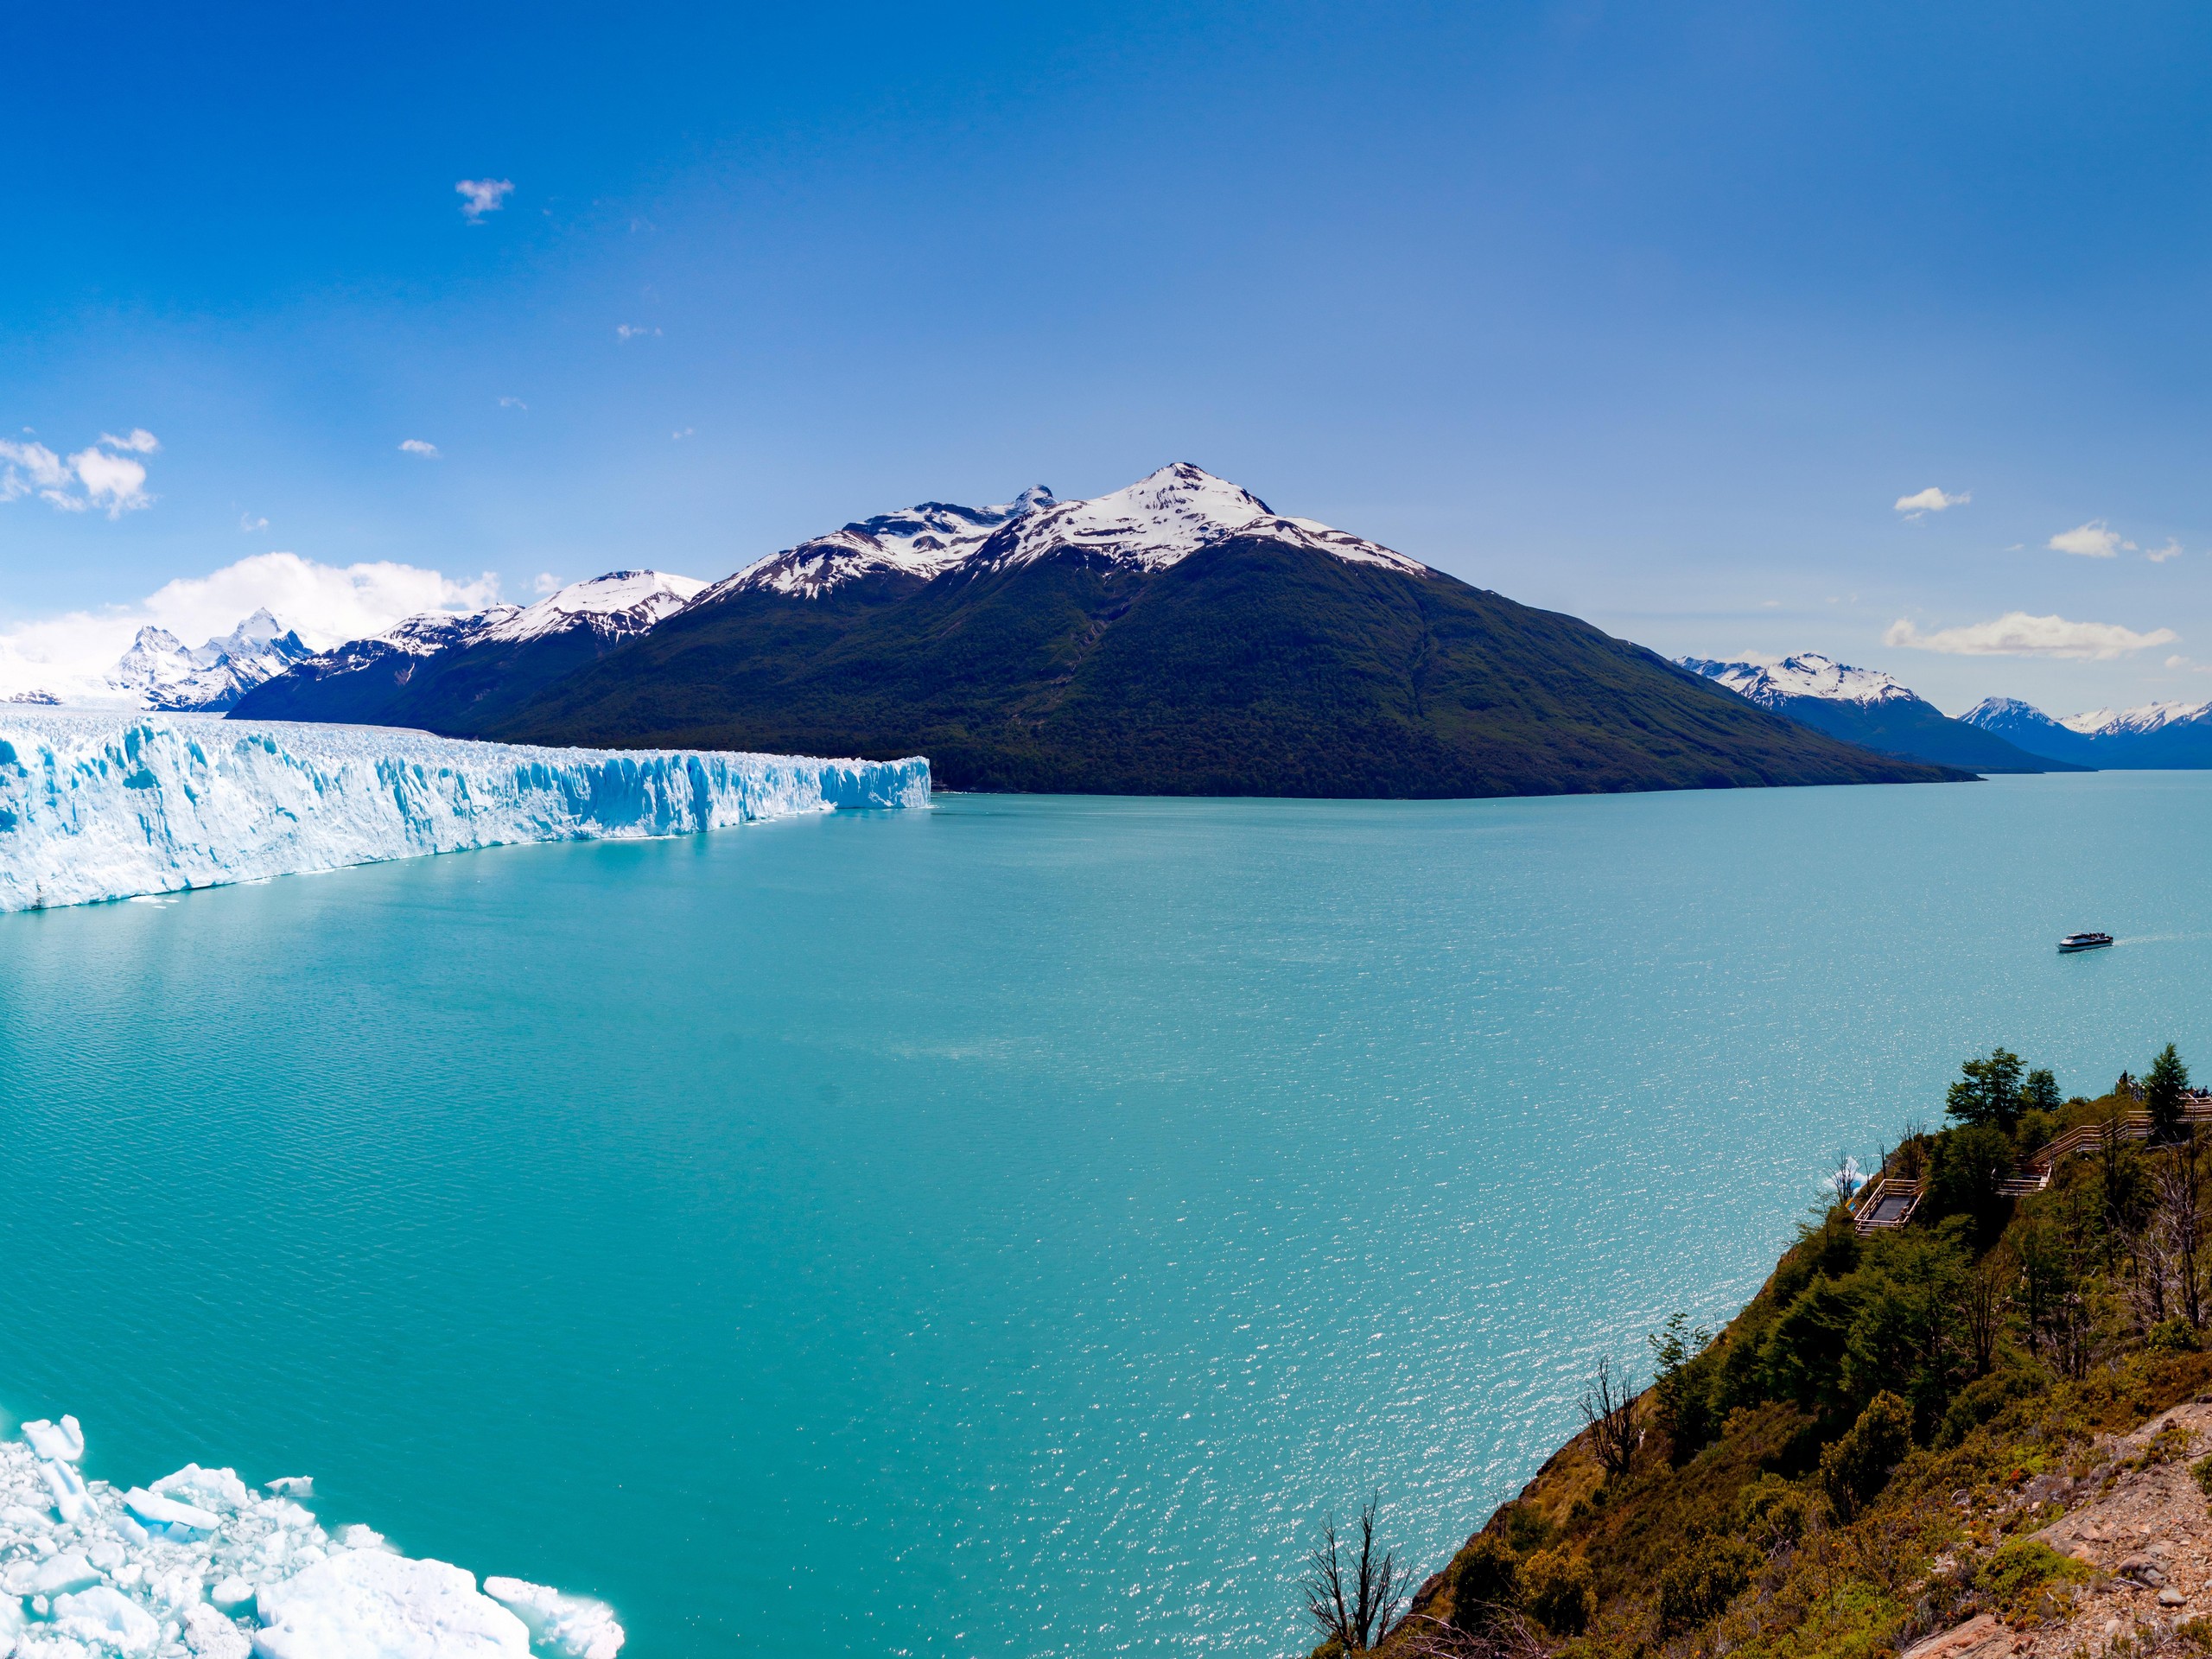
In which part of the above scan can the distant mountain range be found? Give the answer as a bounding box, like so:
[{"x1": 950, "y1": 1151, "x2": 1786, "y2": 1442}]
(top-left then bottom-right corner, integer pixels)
[
  {"x1": 3, "y1": 608, "x2": 314, "y2": 711},
  {"x1": 1962, "y1": 695, "x2": 2212, "y2": 767},
  {"x1": 1680, "y1": 654, "x2": 2077, "y2": 773},
  {"x1": 230, "y1": 464, "x2": 1963, "y2": 798}
]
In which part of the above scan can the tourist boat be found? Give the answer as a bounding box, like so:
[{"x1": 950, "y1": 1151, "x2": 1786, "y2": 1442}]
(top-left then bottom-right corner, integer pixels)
[{"x1": 2058, "y1": 931, "x2": 2114, "y2": 953}]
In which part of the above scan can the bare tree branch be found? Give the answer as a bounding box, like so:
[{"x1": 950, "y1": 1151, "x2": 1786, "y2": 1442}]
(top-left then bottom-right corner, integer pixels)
[
  {"x1": 1580, "y1": 1355, "x2": 1643, "y2": 1480},
  {"x1": 1301, "y1": 1494, "x2": 1408, "y2": 1651}
]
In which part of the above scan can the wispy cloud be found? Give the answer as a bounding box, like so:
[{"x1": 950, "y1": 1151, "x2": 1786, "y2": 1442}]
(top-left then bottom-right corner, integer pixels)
[
  {"x1": 499, "y1": 396, "x2": 528, "y2": 410},
  {"x1": 533, "y1": 572, "x2": 561, "y2": 594},
  {"x1": 2147, "y1": 539, "x2": 2185, "y2": 563},
  {"x1": 455, "y1": 178, "x2": 514, "y2": 221},
  {"x1": 0, "y1": 429, "x2": 158, "y2": 518},
  {"x1": 397, "y1": 438, "x2": 440, "y2": 459},
  {"x1": 1894, "y1": 486, "x2": 1968, "y2": 518},
  {"x1": 671, "y1": 426, "x2": 695, "y2": 440},
  {"x1": 1885, "y1": 611, "x2": 2177, "y2": 659},
  {"x1": 615, "y1": 323, "x2": 661, "y2": 340},
  {"x1": 0, "y1": 553, "x2": 500, "y2": 701},
  {"x1": 2049, "y1": 520, "x2": 2132, "y2": 557},
  {"x1": 240, "y1": 512, "x2": 268, "y2": 532}
]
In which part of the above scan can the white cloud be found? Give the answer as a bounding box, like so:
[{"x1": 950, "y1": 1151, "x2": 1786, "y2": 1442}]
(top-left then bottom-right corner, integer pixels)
[
  {"x1": 69, "y1": 445, "x2": 151, "y2": 516},
  {"x1": 240, "y1": 512, "x2": 268, "y2": 532},
  {"x1": 2049, "y1": 520, "x2": 2128, "y2": 557},
  {"x1": 1894, "y1": 486, "x2": 1968, "y2": 515},
  {"x1": 0, "y1": 552, "x2": 500, "y2": 701},
  {"x1": 397, "y1": 438, "x2": 440, "y2": 459},
  {"x1": 2147, "y1": 539, "x2": 2184, "y2": 563},
  {"x1": 455, "y1": 178, "x2": 513, "y2": 220},
  {"x1": 0, "y1": 432, "x2": 157, "y2": 517},
  {"x1": 533, "y1": 572, "x2": 560, "y2": 594},
  {"x1": 614, "y1": 323, "x2": 661, "y2": 340},
  {"x1": 499, "y1": 396, "x2": 528, "y2": 410},
  {"x1": 1885, "y1": 611, "x2": 2178, "y2": 660},
  {"x1": 671, "y1": 426, "x2": 694, "y2": 440}
]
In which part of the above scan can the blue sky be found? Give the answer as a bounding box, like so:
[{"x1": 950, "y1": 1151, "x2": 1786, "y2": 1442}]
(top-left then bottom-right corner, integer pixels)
[{"x1": 5, "y1": 1, "x2": 2212, "y2": 714}]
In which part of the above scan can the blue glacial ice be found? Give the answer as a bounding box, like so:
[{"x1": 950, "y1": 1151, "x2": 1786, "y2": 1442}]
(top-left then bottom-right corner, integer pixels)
[
  {"x1": 0, "y1": 1414, "x2": 622, "y2": 1657},
  {"x1": 0, "y1": 713, "x2": 931, "y2": 912}
]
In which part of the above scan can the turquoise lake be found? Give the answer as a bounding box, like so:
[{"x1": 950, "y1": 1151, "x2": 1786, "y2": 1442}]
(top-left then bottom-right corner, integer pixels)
[{"x1": 2, "y1": 772, "x2": 2209, "y2": 1655}]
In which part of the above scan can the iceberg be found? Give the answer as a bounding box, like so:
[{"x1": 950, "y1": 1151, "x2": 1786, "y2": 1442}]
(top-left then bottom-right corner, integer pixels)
[
  {"x1": 0, "y1": 1414, "x2": 623, "y2": 1656},
  {"x1": 0, "y1": 712, "x2": 931, "y2": 913}
]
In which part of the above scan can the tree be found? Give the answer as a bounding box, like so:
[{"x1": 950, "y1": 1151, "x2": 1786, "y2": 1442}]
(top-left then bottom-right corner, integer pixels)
[
  {"x1": 1580, "y1": 1355, "x2": 1642, "y2": 1479},
  {"x1": 1303, "y1": 1496, "x2": 1408, "y2": 1652},
  {"x1": 2023, "y1": 1069, "x2": 2063, "y2": 1117},
  {"x1": 1647, "y1": 1313, "x2": 1714, "y2": 1459},
  {"x1": 1925, "y1": 1122, "x2": 2015, "y2": 1245},
  {"x1": 1523, "y1": 1548, "x2": 1594, "y2": 1636},
  {"x1": 2147, "y1": 1045, "x2": 2192, "y2": 1144},
  {"x1": 1946, "y1": 1048, "x2": 2025, "y2": 1131},
  {"x1": 1818, "y1": 1389, "x2": 1913, "y2": 1518},
  {"x1": 1449, "y1": 1533, "x2": 1523, "y2": 1631}
]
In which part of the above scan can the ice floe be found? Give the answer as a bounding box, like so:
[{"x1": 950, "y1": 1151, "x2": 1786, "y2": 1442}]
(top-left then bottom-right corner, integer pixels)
[{"x1": 0, "y1": 1416, "x2": 621, "y2": 1658}]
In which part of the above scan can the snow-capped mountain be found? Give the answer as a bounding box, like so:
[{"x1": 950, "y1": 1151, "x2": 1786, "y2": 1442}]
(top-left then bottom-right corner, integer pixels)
[
  {"x1": 1681, "y1": 653, "x2": 2072, "y2": 773},
  {"x1": 105, "y1": 608, "x2": 314, "y2": 712},
  {"x1": 711, "y1": 464, "x2": 1427, "y2": 601},
  {"x1": 2056, "y1": 698, "x2": 2212, "y2": 736},
  {"x1": 975, "y1": 463, "x2": 1429, "y2": 576},
  {"x1": 713, "y1": 490, "x2": 1057, "y2": 601},
  {"x1": 232, "y1": 569, "x2": 705, "y2": 731},
  {"x1": 1678, "y1": 653, "x2": 1919, "y2": 710},
  {"x1": 1964, "y1": 694, "x2": 2212, "y2": 767},
  {"x1": 478, "y1": 569, "x2": 707, "y2": 643}
]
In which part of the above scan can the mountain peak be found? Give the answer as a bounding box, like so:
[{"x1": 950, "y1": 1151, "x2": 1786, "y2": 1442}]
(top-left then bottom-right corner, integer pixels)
[
  {"x1": 2058, "y1": 698, "x2": 2212, "y2": 735},
  {"x1": 479, "y1": 570, "x2": 708, "y2": 645},
  {"x1": 1680, "y1": 652, "x2": 1919, "y2": 709}
]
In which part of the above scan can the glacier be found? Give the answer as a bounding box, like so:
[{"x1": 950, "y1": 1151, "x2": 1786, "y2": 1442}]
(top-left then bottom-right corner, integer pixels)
[
  {"x1": 0, "y1": 713, "x2": 930, "y2": 913},
  {"x1": 0, "y1": 1413, "x2": 620, "y2": 1657}
]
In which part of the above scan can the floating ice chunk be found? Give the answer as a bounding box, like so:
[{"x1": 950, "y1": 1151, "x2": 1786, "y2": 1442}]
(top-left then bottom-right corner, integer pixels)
[
  {"x1": 209, "y1": 1576, "x2": 255, "y2": 1613},
  {"x1": 156, "y1": 1465, "x2": 254, "y2": 1512},
  {"x1": 53, "y1": 1586, "x2": 160, "y2": 1653},
  {"x1": 124, "y1": 1486, "x2": 221, "y2": 1536},
  {"x1": 263, "y1": 1477, "x2": 311, "y2": 1498},
  {"x1": 484, "y1": 1578, "x2": 626, "y2": 1659},
  {"x1": 335, "y1": 1525, "x2": 385, "y2": 1551},
  {"x1": 7, "y1": 1552, "x2": 99, "y2": 1598},
  {"x1": 252, "y1": 1552, "x2": 530, "y2": 1658},
  {"x1": 39, "y1": 1458, "x2": 87, "y2": 1521},
  {"x1": 22, "y1": 1417, "x2": 84, "y2": 1464},
  {"x1": 182, "y1": 1603, "x2": 251, "y2": 1659}
]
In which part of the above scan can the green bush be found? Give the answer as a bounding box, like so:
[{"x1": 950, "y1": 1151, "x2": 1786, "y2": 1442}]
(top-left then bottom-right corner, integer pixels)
[
  {"x1": 1936, "y1": 1366, "x2": 2048, "y2": 1447},
  {"x1": 1819, "y1": 1391, "x2": 1913, "y2": 1519},
  {"x1": 1450, "y1": 1532, "x2": 1523, "y2": 1630},
  {"x1": 1977, "y1": 1538, "x2": 2088, "y2": 1611},
  {"x1": 2149, "y1": 1318, "x2": 2202, "y2": 1355},
  {"x1": 2191, "y1": 1452, "x2": 2212, "y2": 1497},
  {"x1": 1524, "y1": 1547, "x2": 1595, "y2": 1635},
  {"x1": 1656, "y1": 1535, "x2": 1762, "y2": 1636},
  {"x1": 1732, "y1": 1472, "x2": 1817, "y2": 1552}
]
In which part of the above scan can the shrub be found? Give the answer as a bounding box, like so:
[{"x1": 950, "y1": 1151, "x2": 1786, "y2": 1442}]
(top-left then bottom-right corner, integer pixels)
[
  {"x1": 2191, "y1": 1452, "x2": 2212, "y2": 1497},
  {"x1": 1501, "y1": 1502, "x2": 1556, "y2": 1556},
  {"x1": 1450, "y1": 1533, "x2": 1523, "y2": 1630},
  {"x1": 1820, "y1": 1390, "x2": 1913, "y2": 1519},
  {"x1": 1977, "y1": 1538, "x2": 2088, "y2": 1611},
  {"x1": 1936, "y1": 1366, "x2": 2048, "y2": 1447},
  {"x1": 1656, "y1": 1535, "x2": 1762, "y2": 1636},
  {"x1": 1524, "y1": 1547, "x2": 1595, "y2": 1636},
  {"x1": 1732, "y1": 1472, "x2": 1818, "y2": 1553},
  {"x1": 2149, "y1": 1318, "x2": 2202, "y2": 1355}
]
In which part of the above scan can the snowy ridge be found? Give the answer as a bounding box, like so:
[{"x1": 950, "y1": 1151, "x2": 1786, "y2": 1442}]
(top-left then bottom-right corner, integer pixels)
[
  {"x1": 2057, "y1": 698, "x2": 2212, "y2": 735},
  {"x1": 0, "y1": 714, "x2": 928, "y2": 912},
  {"x1": 478, "y1": 571, "x2": 707, "y2": 645},
  {"x1": 1679, "y1": 653, "x2": 1919, "y2": 709},
  {"x1": 709, "y1": 490, "x2": 1055, "y2": 601},
  {"x1": 0, "y1": 1412, "x2": 619, "y2": 1657},
  {"x1": 976, "y1": 463, "x2": 1429, "y2": 576}
]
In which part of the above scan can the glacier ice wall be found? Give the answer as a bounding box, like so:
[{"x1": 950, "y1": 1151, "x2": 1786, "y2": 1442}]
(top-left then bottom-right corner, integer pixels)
[{"x1": 0, "y1": 714, "x2": 930, "y2": 913}]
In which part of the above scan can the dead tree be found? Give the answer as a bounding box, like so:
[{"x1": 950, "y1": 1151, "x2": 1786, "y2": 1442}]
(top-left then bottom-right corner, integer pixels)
[
  {"x1": 1302, "y1": 1495, "x2": 1408, "y2": 1652},
  {"x1": 2161, "y1": 1134, "x2": 2204, "y2": 1329},
  {"x1": 1829, "y1": 1149, "x2": 1859, "y2": 1207},
  {"x1": 1580, "y1": 1355, "x2": 1642, "y2": 1480}
]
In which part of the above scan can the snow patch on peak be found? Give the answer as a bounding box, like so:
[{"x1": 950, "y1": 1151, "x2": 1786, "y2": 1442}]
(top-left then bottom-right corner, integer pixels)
[
  {"x1": 982, "y1": 463, "x2": 1428, "y2": 576},
  {"x1": 2057, "y1": 698, "x2": 2212, "y2": 735},
  {"x1": 1681, "y1": 652, "x2": 1920, "y2": 709},
  {"x1": 479, "y1": 569, "x2": 707, "y2": 645},
  {"x1": 106, "y1": 612, "x2": 315, "y2": 713},
  {"x1": 713, "y1": 491, "x2": 1057, "y2": 601}
]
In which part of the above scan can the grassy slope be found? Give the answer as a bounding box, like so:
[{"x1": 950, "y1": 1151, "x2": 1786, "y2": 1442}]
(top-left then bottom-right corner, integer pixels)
[
  {"x1": 1368, "y1": 1089, "x2": 2208, "y2": 1659},
  {"x1": 493, "y1": 536, "x2": 1963, "y2": 798}
]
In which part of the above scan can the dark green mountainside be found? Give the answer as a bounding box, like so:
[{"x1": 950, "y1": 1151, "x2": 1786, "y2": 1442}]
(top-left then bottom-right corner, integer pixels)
[{"x1": 487, "y1": 532, "x2": 1961, "y2": 797}]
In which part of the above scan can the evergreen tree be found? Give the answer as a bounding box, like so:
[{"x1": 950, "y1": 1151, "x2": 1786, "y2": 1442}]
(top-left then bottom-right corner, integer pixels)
[
  {"x1": 1945, "y1": 1048, "x2": 2025, "y2": 1131},
  {"x1": 2023, "y1": 1068, "x2": 2063, "y2": 1116},
  {"x1": 2145, "y1": 1044, "x2": 2192, "y2": 1143}
]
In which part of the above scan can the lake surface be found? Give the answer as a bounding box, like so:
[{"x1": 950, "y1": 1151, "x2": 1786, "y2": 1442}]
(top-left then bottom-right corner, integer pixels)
[{"x1": 2, "y1": 772, "x2": 2208, "y2": 1655}]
